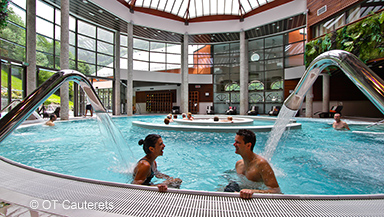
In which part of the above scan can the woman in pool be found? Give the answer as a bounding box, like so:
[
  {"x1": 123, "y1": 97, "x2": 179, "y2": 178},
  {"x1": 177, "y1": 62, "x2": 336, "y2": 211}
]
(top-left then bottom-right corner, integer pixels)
[{"x1": 132, "y1": 134, "x2": 182, "y2": 192}]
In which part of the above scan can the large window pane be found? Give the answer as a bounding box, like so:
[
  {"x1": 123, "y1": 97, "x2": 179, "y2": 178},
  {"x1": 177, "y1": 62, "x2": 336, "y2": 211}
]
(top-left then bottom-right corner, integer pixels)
[
  {"x1": 120, "y1": 35, "x2": 128, "y2": 46},
  {"x1": 285, "y1": 41, "x2": 304, "y2": 56},
  {"x1": 120, "y1": 58, "x2": 127, "y2": 69},
  {"x1": 133, "y1": 50, "x2": 149, "y2": 61},
  {"x1": 0, "y1": 22, "x2": 25, "y2": 45},
  {"x1": 55, "y1": 9, "x2": 61, "y2": 25},
  {"x1": 69, "y1": 16, "x2": 76, "y2": 31},
  {"x1": 150, "y1": 41, "x2": 165, "y2": 52},
  {"x1": 166, "y1": 53, "x2": 180, "y2": 64},
  {"x1": 78, "y1": 35, "x2": 95, "y2": 51},
  {"x1": 36, "y1": 51, "x2": 53, "y2": 68},
  {"x1": 150, "y1": 52, "x2": 165, "y2": 62},
  {"x1": 97, "y1": 53, "x2": 113, "y2": 67},
  {"x1": 36, "y1": 35, "x2": 53, "y2": 54},
  {"x1": 150, "y1": 62, "x2": 165, "y2": 71},
  {"x1": 166, "y1": 64, "x2": 180, "y2": 72},
  {"x1": 55, "y1": 25, "x2": 60, "y2": 40},
  {"x1": 98, "y1": 28, "x2": 113, "y2": 43},
  {"x1": 265, "y1": 35, "x2": 283, "y2": 48},
  {"x1": 78, "y1": 48, "x2": 95, "y2": 64},
  {"x1": 249, "y1": 39, "x2": 264, "y2": 50},
  {"x1": 249, "y1": 61, "x2": 264, "y2": 72},
  {"x1": 0, "y1": 40, "x2": 26, "y2": 61},
  {"x1": 36, "y1": 17, "x2": 53, "y2": 38},
  {"x1": 78, "y1": 20, "x2": 96, "y2": 38},
  {"x1": 285, "y1": 29, "x2": 304, "y2": 44},
  {"x1": 285, "y1": 54, "x2": 304, "y2": 67},
  {"x1": 11, "y1": 0, "x2": 26, "y2": 9},
  {"x1": 133, "y1": 38, "x2": 149, "y2": 50},
  {"x1": 97, "y1": 67, "x2": 113, "y2": 77},
  {"x1": 9, "y1": 5, "x2": 26, "y2": 27},
  {"x1": 133, "y1": 60, "x2": 149, "y2": 71},
  {"x1": 265, "y1": 58, "x2": 283, "y2": 70},
  {"x1": 37, "y1": 0, "x2": 54, "y2": 21},
  {"x1": 97, "y1": 41, "x2": 113, "y2": 55},
  {"x1": 69, "y1": 31, "x2": 76, "y2": 45},
  {"x1": 167, "y1": 44, "x2": 181, "y2": 54},
  {"x1": 265, "y1": 46, "x2": 283, "y2": 59}
]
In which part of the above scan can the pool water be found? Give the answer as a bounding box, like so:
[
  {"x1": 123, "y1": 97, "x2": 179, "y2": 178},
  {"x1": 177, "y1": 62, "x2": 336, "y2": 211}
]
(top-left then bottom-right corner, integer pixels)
[{"x1": 0, "y1": 115, "x2": 383, "y2": 195}]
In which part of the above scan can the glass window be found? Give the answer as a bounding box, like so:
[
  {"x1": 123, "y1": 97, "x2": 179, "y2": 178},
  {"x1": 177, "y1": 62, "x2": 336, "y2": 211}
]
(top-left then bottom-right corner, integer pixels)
[
  {"x1": 78, "y1": 35, "x2": 96, "y2": 51},
  {"x1": 133, "y1": 50, "x2": 149, "y2": 61},
  {"x1": 36, "y1": 17, "x2": 53, "y2": 38},
  {"x1": 98, "y1": 28, "x2": 113, "y2": 43},
  {"x1": 0, "y1": 22, "x2": 25, "y2": 45},
  {"x1": 55, "y1": 25, "x2": 60, "y2": 40},
  {"x1": 265, "y1": 58, "x2": 283, "y2": 70},
  {"x1": 133, "y1": 38, "x2": 149, "y2": 50},
  {"x1": 11, "y1": 0, "x2": 26, "y2": 9},
  {"x1": 97, "y1": 41, "x2": 113, "y2": 55},
  {"x1": 285, "y1": 29, "x2": 304, "y2": 44},
  {"x1": 120, "y1": 35, "x2": 128, "y2": 46},
  {"x1": 150, "y1": 62, "x2": 166, "y2": 71},
  {"x1": 69, "y1": 31, "x2": 76, "y2": 45},
  {"x1": 285, "y1": 54, "x2": 304, "y2": 67},
  {"x1": 55, "y1": 9, "x2": 61, "y2": 25},
  {"x1": 213, "y1": 44, "x2": 230, "y2": 54},
  {"x1": 78, "y1": 20, "x2": 96, "y2": 38},
  {"x1": 37, "y1": 0, "x2": 54, "y2": 21},
  {"x1": 150, "y1": 52, "x2": 166, "y2": 62},
  {"x1": 150, "y1": 41, "x2": 165, "y2": 52},
  {"x1": 78, "y1": 48, "x2": 95, "y2": 64},
  {"x1": 285, "y1": 41, "x2": 304, "y2": 56},
  {"x1": 97, "y1": 53, "x2": 113, "y2": 67},
  {"x1": 265, "y1": 35, "x2": 283, "y2": 48},
  {"x1": 166, "y1": 64, "x2": 181, "y2": 72},
  {"x1": 69, "y1": 16, "x2": 76, "y2": 31},
  {"x1": 167, "y1": 43, "x2": 181, "y2": 54},
  {"x1": 133, "y1": 60, "x2": 149, "y2": 71},
  {"x1": 36, "y1": 35, "x2": 53, "y2": 54},
  {"x1": 9, "y1": 4, "x2": 26, "y2": 27},
  {"x1": 249, "y1": 39, "x2": 264, "y2": 50},
  {"x1": 264, "y1": 47, "x2": 283, "y2": 59},
  {"x1": 166, "y1": 53, "x2": 180, "y2": 64},
  {"x1": 249, "y1": 80, "x2": 264, "y2": 90}
]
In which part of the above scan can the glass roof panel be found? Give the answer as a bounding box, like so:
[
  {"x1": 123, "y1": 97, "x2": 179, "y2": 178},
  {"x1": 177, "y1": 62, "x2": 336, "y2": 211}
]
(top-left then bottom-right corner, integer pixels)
[
  {"x1": 224, "y1": 0, "x2": 232, "y2": 14},
  {"x1": 189, "y1": 0, "x2": 196, "y2": 18},
  {"x1": 240, "y1": 0, "x2": 252, "y2": 13},
  {"x1": 150, "y1": 0, "x2": 160, "y2": 9},
  {"x1": 211, "y1": 0, "x2": 218, "y2": 15},
  {"x1": 258, "y1": 0, "x2": 268, "y2": 6},
  {"x1": 195, "y1": 0, "x2": 203, "y2": 17},
  {"x1": 179, "y1": 0, "x2": 188, "y2": 18},
  {"x1": 203, "y1": 0, "x2": 210, "y2": 16},
  {"x1": 172, "y1": 0, "x2": 183, "y2": 15},
  {"x1": 125, "y1": 0, "x2": 279, "y2": 20},
  {"x1": 158, "y1": 0, "x2": 167, "y2": 10},
  {"x1": 232, "y1": 0, "x2": 240, "y2": 15}
]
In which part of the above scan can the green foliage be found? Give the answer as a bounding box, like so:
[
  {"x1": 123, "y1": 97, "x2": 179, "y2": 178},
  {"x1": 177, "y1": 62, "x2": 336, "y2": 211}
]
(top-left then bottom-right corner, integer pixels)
[
  {"x1": 0, "y1": 0, "x2": 9, "y2": 29},
  {"x1": 305, "y1": 11, "x2": 384, "y2": 67}
]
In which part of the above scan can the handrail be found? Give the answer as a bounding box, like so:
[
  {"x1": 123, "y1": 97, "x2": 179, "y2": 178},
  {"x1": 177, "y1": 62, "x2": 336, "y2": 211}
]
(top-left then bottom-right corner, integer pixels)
[
  {"x1": 284, "y1": 50, "x2": 384, "y2": 115},
  {"x1": 367, "y1": 119, "x2": 384, "y2": 128},
  {"x1": 0, "y1": 70, "x2": 106, "y2": 143},
  {"x1": 0, "y1": 99, "x2": 21, "y2": 114}
]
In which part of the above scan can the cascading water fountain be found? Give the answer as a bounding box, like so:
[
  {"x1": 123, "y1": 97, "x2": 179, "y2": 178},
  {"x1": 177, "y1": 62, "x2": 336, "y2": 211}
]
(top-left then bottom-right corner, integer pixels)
[
  {"x1": 0, "y1": 70, "x2": 136, "y2": 170},
  {"x1": 264, "y1": 50, "x2": 384, "y2": 161}
]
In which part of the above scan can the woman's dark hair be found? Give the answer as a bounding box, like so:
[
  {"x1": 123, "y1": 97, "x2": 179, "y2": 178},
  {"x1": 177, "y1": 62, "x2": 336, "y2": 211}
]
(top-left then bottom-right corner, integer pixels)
[{"x1": 138, "y1": 134, "x2": 161, "y2": 155}]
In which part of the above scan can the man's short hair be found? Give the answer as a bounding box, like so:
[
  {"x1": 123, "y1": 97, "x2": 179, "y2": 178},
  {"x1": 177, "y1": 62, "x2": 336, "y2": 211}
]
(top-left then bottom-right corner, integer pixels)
[
  {"x1": 164, "y1": 118, "x2": 170, "y2": 125},
  {"x1": 236, "y1": 129, "x2": 256, "y2": 151},
  {"x1": 49, "y1": 114, "x2": 56, "y2": 121},
  {"x1": 213, "y1": 116, "x2": 219, "y2": 121}
]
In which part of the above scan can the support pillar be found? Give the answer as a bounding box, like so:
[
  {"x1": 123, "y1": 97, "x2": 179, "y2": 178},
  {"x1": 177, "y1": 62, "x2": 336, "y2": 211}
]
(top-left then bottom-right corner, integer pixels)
[
  {"x1": 305, "y1": 86, "x2": 313, "y2": 117},
  {"x1": 239, "y1": 30, "x2": 248, "y2": 115},
  {"x1": 126, "y1": 22, "x2": 133, "y2": 116},
  {"x1": 322, "y1": 74, "x2": 330, "y2": 112},
  {"x1": 26, "y1": 0, "x2": 36, "y2": 95},
  {"x1": 60, "y1": 0, "x2": 69, "y2": 120},
  {"x1": 114, "y1": 31, "x2": 121, "y2": 115},
  {"x1": 181, "y1": 33, "x2": 189, "y2": 114}
]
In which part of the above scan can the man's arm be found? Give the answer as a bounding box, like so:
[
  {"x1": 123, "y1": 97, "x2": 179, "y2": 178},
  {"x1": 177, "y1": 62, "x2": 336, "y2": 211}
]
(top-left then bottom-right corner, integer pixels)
[{"x1": 344, "y1": 122, "x2": 350, "y2": 130}]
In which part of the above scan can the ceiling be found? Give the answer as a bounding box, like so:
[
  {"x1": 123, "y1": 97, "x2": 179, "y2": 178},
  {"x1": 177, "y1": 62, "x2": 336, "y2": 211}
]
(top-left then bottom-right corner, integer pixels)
[
  {"x1": 46, "y1": 0, "x2": 304, "y2": 43},
  {"x1": 117, "y1": 0, "x2": 293, "y2": 23}
]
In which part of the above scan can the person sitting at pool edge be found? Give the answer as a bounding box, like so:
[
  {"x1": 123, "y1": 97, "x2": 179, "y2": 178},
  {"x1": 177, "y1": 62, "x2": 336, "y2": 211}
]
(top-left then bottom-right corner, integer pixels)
[
  {"x1": 221, "y1": 116, "x2": 233, "y2": 123},
  {"x1": 182, "y1": 113, "x2": 188, "y2": 120},
  {"x1": 45, "y1": 114, "x2": 57, "y2": 126},
  {"x1": 333, "y1": 113, "x2": 350, "y2": 130},
  {"x1": 132, "y1": 134, "x2": 182, "y2": 192},
  {"x1": 231, "y1": 129, "x2": 280, "y2": 199}
]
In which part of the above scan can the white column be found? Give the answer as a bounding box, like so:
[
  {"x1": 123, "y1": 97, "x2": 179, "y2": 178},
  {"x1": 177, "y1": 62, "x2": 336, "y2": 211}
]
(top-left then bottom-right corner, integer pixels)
[
  {"x1": 181, "y1": 33, "x2": 189, "y2": 113},
  {"x1": 126, "y1": 22, "x2": 133, "y2": 116},
  {"x1": 322, "y1": 74, "x2": 330, "y2": 112},
  {"x1": 239, "y1": 30, "x2": 248, "y2": 115},
  {"x1": 60, "y1": 0, "x2": 69, "y2": 120},
  {"x1": 26, "y1": 0, "x2": 36, "y2": 95},
  {"x1": 114, "y1": 31, "x2": 121, "y2": 115},
  {"x1": 305, "y1": 86, "x2": 313, "y2": 117}
]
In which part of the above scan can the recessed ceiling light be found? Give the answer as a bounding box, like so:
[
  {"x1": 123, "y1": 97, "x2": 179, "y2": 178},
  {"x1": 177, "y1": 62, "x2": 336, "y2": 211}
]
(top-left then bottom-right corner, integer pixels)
[
  {"x1": 171, "y1": 33, "x2": 175, "y2": 35},
  {"x1": 226, "y1": 33, "x2": 230, "y2": 35},
  {"x1": 98, "y1": 9, "x2": 103, "y2": 13},
  {"x1": 115, "y1": 17, "x2": 119, "y2": 20},
  {"x1": 144, "y1": 27, "x2": 147, "y2": 30},
  {"x1": 272, "y1": 23, "x2": 275, "y2": 26},
  {"x1": 89, "y1": 12, "x2": 95, "y2": 16},
  {"x1": 82, "y1": 0, "x2": 88, "y2": 3},
  {"x1": 276, "y1": 26, "x2": 280, "y2": 29},
  {"x1": 379, "y1": 66, "x2": 383, "y2": 68},
  {"x1": 157, "y1": 30, "x2": 161, "y2": 33}
]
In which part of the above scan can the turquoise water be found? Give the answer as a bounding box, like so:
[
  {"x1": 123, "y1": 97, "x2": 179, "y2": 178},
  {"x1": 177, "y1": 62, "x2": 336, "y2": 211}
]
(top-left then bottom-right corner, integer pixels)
[{"x1": 0, "y1": 115, "x2": 383, "y2": 195}]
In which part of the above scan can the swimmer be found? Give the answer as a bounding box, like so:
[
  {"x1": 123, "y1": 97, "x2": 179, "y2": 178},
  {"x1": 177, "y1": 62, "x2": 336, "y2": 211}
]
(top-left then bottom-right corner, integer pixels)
[
  {"x1": 45, "y1": 114, "x2": 57, "y2": 126},
  {"x1": 333, "y1": 113, "x2": 350, "y2": 130},
  {"x1": 229, "y1": 129, "x2": 281, "y2": 199},
  {"x1": 187, "y1": 112, "x2": 194, "y2": 120},
  {"x1": 132, "y1": 134, "x2": 182, "y2": 192},
  {"x1": 182, "y1": 113, "x2": 188, "y2": 120}
]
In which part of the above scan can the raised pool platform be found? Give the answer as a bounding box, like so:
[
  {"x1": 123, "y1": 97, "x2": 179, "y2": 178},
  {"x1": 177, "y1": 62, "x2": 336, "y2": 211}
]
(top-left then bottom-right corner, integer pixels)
[{"x1": 133, "y1": 115, "x2": 301, "y2": 132}]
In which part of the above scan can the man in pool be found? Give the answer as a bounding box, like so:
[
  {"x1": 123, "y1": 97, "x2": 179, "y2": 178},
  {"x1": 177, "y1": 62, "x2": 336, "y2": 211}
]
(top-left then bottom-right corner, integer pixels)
[
  {"x1": 45, "y1": 114, "x2": 57, "y2": 126},
  {"x1": 231, "y1": 129, "x2": 281, "y2": 199},
  {"x1": 333, "y1": 113, "x2": 350, "y2": 130}
]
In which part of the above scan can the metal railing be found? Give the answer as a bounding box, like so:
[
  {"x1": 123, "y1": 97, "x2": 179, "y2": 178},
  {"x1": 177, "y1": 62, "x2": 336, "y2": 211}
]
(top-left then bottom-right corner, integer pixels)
[{"x1": 0, "y1": 70, "x2": 106, "y2": 143}]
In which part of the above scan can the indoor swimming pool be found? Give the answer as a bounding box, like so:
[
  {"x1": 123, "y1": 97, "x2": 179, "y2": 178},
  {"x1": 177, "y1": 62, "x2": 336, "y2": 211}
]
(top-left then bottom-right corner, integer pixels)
[{"x1": 0, "y1": 115, "x2": 383, "y2": 195}]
